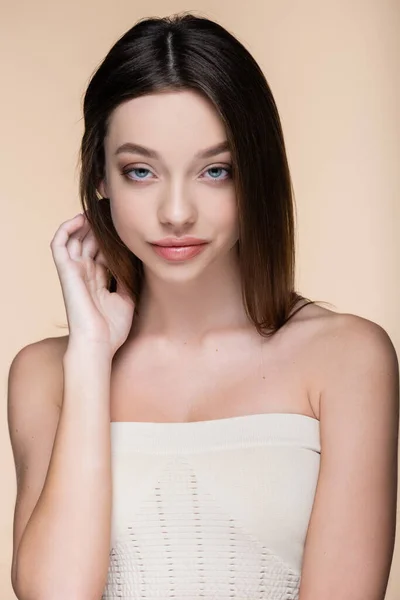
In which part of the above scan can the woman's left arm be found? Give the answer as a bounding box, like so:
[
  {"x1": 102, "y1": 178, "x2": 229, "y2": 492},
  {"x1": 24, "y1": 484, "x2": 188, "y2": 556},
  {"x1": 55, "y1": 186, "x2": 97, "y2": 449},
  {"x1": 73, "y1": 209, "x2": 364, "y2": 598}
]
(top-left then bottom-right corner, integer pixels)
[{"x1": 299, "y1": 315, "x2": 399, "y2": 600}]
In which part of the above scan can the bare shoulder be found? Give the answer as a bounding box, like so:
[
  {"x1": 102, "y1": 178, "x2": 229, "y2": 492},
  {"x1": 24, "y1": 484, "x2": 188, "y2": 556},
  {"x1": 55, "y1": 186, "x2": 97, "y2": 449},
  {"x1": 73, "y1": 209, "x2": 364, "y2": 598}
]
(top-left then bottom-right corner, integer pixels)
[
  {"x1": 8, "y1": 334, "x2": 70, "y2": 454},
  {"x1": 292, "y1": 302, "x2": 399, "y2": 419},
  {"x1": 8, "y1": 334, "x2": 70, "y2": 417},
  {"x1": 10, "y1": 334, "x2": 70, "y2": 367},
  {"x1": 304, "y1": 304, "x2": 398, "y2": 365}
]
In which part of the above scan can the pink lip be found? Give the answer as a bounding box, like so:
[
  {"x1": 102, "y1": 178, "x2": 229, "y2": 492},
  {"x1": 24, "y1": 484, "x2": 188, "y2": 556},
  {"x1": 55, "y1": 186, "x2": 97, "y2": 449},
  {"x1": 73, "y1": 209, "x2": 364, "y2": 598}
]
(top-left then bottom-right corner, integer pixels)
[
  {"x1": 151, "y1": 237, "x2": 207, "y2": 247},
  {"x1": 151, "y1": 243, "x2": 208, "y2": 261}
]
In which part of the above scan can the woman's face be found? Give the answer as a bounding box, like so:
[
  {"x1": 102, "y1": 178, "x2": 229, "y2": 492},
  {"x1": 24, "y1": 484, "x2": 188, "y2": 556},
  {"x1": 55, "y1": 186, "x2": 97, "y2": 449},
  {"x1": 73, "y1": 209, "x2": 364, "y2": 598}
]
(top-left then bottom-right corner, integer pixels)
[{"x1": 99, "y1": 89, "x2": 239, "y2": 284}]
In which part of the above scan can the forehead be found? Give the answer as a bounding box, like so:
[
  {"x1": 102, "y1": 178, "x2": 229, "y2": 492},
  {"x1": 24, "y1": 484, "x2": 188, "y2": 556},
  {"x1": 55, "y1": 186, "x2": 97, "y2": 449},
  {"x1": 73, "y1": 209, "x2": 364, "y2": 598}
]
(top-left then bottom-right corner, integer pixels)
[{"x1": 105, "y1": 89, "x2": 228, "y2": 154}]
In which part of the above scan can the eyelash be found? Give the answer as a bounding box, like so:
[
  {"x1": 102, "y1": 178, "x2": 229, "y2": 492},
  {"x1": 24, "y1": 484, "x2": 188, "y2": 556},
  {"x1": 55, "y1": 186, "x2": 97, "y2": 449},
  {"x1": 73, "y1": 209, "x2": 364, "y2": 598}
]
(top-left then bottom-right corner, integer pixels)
[{"x1": 121, "y1": 164, "x2": 233, "y2": 183}]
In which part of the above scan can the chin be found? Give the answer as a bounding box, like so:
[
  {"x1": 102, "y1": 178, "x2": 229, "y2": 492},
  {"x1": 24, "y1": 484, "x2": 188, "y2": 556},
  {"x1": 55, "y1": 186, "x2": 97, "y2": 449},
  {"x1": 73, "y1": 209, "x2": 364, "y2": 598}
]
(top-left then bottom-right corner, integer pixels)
[
  {"x1": 145, "y1": 260, "x2": 213, "y2": 284},
  {"x1": 136, "y1": 238, "x2": 238, "y2": 282}
]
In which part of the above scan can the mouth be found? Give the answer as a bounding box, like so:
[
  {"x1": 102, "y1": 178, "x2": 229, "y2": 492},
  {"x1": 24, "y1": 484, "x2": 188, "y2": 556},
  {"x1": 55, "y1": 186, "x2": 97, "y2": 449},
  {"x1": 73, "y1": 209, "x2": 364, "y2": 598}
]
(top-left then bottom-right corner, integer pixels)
[{"x1": 150, "y1": 242, "x2": 209, "y2": 262}]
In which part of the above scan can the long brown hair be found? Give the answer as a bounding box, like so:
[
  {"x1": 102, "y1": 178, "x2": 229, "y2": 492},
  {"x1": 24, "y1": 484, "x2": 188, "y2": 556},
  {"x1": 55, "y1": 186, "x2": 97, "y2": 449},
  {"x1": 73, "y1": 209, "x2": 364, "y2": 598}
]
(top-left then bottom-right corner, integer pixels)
[{"x1": 76, "y1": 12, "x2": 328, "y2": 337}]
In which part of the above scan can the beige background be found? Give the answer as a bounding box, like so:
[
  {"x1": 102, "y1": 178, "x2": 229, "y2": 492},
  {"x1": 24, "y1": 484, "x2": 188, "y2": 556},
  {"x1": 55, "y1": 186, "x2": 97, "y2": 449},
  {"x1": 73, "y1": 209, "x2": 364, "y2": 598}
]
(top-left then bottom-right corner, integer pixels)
[{"x1": 1, "y1": 1, "x2": 399, "y2": 598}]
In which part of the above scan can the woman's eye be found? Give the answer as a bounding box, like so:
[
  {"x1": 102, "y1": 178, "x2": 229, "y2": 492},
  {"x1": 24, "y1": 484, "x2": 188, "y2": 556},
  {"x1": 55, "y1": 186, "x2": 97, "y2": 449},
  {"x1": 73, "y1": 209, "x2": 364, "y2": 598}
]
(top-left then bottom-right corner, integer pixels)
[
  {"x1": 122, "y1": 165, "x2": 232, "y2": 183},
  {"x1": 123, "y1": 167, "x2": 153, "y2": 181},
  {"x1": 202, "y1": 166, "x2": 232, "y2": 181}
]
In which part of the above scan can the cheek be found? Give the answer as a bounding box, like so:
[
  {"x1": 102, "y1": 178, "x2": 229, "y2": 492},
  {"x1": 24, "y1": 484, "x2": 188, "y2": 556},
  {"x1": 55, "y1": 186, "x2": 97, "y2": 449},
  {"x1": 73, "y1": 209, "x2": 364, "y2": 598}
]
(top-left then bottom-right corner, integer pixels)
[
  {"x1": 206, "y1": 194, "x2": 238, "y2": 237},
  {"x1": 109, "y1": 200, "x2": 151, "y2": 251}
]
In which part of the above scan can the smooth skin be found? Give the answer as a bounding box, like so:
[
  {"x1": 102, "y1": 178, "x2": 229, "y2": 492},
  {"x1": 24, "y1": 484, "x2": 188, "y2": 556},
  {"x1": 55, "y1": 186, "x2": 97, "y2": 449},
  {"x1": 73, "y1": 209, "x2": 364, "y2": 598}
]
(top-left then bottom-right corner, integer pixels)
[{"x1": 8, "y1": 89, "x2": 399, "y2": 600}]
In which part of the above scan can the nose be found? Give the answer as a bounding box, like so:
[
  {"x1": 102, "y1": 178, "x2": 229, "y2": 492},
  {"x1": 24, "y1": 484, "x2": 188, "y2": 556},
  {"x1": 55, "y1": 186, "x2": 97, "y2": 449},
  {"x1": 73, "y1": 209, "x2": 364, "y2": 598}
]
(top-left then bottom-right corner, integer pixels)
[{"x1": 158, "y1": 180, "x2": 197, "y2": 229}]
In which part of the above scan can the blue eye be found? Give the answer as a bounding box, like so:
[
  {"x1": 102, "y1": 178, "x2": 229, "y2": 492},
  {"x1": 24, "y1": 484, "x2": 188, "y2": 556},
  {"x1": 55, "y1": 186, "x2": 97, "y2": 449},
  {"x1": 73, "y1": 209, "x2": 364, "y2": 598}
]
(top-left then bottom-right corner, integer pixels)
[
  {"x1": 124, "y1": 168, "x2": 152, "y2": 181},
  {"x1": 122, "y1": 164, "x2": 233, "y2": 183},
  {"x1": 203, "y1": 166, "x2": 232, "y2": 181}
]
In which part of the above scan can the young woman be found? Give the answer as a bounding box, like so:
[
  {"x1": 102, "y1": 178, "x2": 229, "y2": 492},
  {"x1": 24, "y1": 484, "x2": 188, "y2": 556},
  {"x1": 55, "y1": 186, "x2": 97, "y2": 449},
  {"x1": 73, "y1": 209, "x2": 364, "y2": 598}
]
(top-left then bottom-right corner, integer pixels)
[{"x1": 8, "y1": 12, "x2": 399, "y2": 600}]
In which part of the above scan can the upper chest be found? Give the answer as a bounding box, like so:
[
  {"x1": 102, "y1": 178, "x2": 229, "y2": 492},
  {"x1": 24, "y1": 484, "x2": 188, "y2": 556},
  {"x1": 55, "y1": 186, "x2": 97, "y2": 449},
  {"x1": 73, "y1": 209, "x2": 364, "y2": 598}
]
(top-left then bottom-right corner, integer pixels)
[{"x1": 109, "y1": 320, "x2": 323, "y2": 423}]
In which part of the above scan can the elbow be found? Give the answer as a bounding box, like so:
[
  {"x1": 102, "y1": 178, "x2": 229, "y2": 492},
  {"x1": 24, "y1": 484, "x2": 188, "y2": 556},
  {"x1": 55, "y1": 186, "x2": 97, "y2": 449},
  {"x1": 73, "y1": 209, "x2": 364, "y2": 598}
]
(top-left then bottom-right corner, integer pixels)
[
  {"x1": 13, "y1": 571, "x2": 104, "y2": 600},
  {"x1": 13, "y1": 545, "x2": 107, "y2": 600},
  {"x1": 12, "y1": 570, "x2": 98, "y2": 600}
]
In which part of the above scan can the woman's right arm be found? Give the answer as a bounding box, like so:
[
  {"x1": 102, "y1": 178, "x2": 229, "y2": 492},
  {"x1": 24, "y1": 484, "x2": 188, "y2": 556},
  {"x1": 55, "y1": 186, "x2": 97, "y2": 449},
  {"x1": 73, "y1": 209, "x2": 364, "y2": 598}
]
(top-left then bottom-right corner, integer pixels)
[
  {"x1": 9, "y1": 212, "x2": 135, "y2": 600},
  {"x1": 8, "y1": 337, "x2": 114, "y2": 600}
]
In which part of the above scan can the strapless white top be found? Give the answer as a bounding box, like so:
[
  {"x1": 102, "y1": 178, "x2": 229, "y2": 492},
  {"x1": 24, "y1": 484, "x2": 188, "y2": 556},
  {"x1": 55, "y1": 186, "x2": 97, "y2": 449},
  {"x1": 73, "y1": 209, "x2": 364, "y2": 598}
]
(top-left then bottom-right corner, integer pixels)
[{"x1": 101, "y1": 412, "x2": 321, "y2": 600}]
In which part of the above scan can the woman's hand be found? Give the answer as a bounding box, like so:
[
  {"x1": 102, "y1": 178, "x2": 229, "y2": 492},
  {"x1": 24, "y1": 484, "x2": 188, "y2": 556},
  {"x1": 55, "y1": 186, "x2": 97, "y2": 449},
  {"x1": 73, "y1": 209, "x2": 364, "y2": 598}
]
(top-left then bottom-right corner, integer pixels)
[{"x1": 50, "y1": 213, "x2": 135, "y2": 356}]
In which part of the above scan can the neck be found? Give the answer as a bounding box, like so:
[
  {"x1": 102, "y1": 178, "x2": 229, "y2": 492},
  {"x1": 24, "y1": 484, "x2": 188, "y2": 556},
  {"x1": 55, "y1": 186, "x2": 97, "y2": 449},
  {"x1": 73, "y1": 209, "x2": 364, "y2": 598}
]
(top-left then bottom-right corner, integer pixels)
[{"x1": 131, "y1": 248, "x2": 251, "y2": 345}]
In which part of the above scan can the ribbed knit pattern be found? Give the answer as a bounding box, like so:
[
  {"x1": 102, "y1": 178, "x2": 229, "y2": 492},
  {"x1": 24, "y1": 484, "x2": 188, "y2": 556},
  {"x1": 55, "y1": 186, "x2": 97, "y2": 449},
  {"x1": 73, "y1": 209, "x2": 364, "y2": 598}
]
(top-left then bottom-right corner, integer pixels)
[{"x1": 102, "y1": 413, "x2": 321, "y2": 599}]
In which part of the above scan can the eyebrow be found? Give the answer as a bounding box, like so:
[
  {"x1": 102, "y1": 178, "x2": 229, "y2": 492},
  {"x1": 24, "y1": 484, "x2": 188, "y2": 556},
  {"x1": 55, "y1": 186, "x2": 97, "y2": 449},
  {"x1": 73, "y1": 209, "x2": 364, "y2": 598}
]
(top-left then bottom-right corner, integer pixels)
[{"x1": 114, "y1": 140, "x2": 231, "y2": 160}]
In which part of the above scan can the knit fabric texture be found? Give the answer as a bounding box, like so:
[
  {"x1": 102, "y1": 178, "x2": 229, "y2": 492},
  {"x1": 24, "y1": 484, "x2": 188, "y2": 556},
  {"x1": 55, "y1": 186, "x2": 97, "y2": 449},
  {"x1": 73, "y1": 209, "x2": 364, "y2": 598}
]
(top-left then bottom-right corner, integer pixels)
[{"x1": 102, "y1": 412, "x2": 321, "y2": 599}]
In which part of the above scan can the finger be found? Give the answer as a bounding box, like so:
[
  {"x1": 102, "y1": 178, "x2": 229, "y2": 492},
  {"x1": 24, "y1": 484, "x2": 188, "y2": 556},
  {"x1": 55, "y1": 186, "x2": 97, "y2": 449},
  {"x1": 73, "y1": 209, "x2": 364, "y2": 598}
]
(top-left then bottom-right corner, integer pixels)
[
  {"x1": 81, "y1": 228, "x2": 100, "y2": 259},
  {"x1": 66, "y1": 219, "x2": 92, "y2": 259},
  {"x1": 94, "y1": 262, "x2": 110, "y2": 292},
  {"x1": 92, "y1": 251, "x2": 111, "y2": 289},
  {"x1": 50, "y1": 214, "x2": 85, "y2": 266}
]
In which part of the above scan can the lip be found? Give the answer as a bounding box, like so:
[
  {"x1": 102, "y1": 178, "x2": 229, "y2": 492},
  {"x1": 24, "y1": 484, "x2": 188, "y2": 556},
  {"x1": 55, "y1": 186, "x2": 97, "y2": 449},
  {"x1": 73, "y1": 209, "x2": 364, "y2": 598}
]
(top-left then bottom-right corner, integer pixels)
[
  {"x1": 150, "y1": 242, "x2": 209, "y2": 262},
  {"x1": 151, "y1": 236, "x2": 208, "y2": 247}
]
